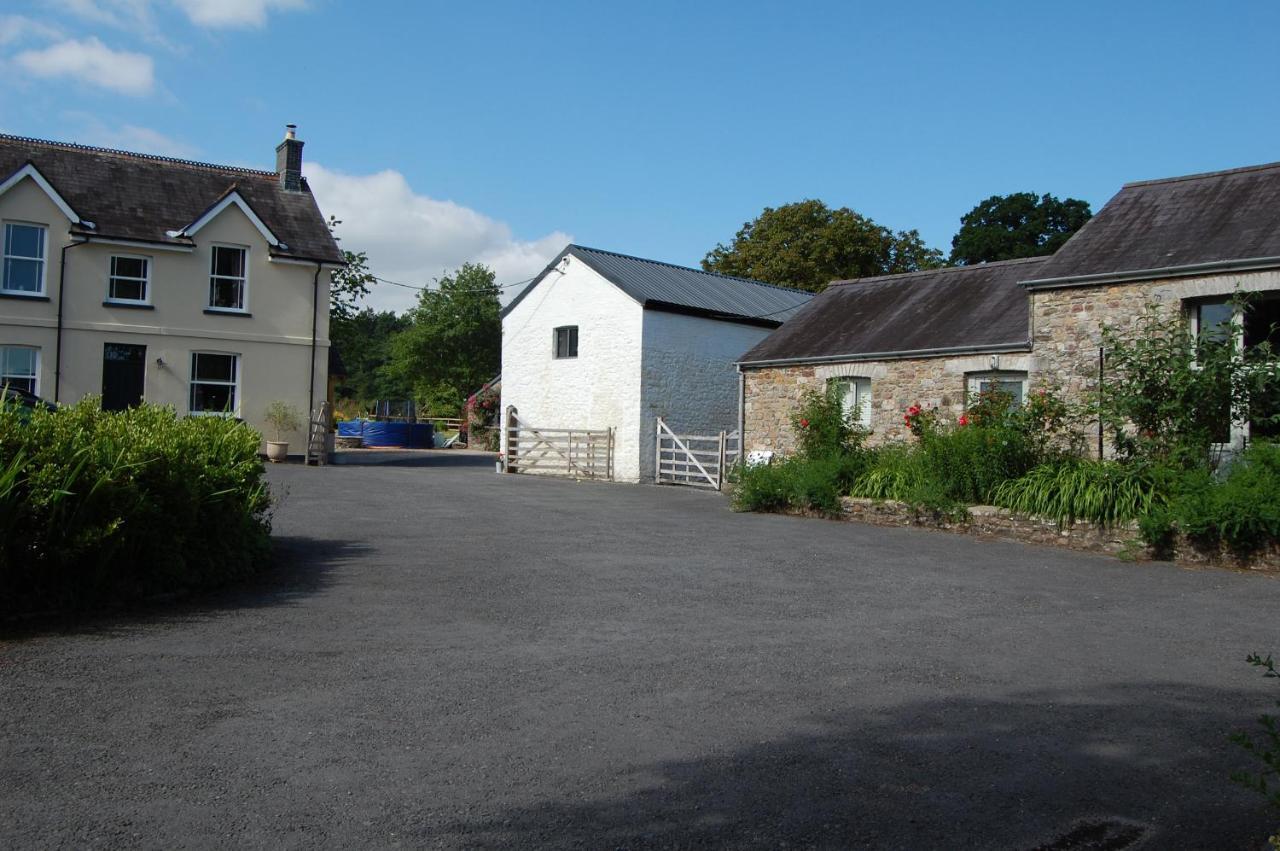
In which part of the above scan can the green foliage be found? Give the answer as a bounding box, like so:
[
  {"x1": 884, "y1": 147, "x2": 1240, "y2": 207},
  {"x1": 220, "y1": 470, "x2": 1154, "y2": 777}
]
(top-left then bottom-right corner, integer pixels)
[
  {"x1": 993, "y1": 460, "x2": 1162, "y2": 528},
  {"x1": 732, "y1": 453, "x2": 870, "y2": 515},
  {"x1": 950, "y1": 192, "x2": 1092, "y2": 265},
  {"x1": 326, "y1": 216, "x2": 376, "y2": 321},
  {"x1": 387, "y1": 262, "x2": 501, "y2": 416},
  {"x1": 1140, "y1": 442, "x2": 1280, "y2": 556},
  {"x1": 791, "y1": 387, "x2": 869, "y2": 460},
  {"x1": 0, "y1": 398, "x2": 272, "y2": 616},
  {"x1": 1099, "y1": 299, "x2": 1280, "y2": 467},
  {"x1": 329, "y1": 308, "x2": 412, "y2": 406},
  {"x1": 1229, "y1": 651, "x2": 1280, "y2": 846},
  {"x1": 263, "y1": 401, "x2": 301, "y2": 442},
  {"x1": 702, "y1": 199, "x2": 943, "y2": 293}
]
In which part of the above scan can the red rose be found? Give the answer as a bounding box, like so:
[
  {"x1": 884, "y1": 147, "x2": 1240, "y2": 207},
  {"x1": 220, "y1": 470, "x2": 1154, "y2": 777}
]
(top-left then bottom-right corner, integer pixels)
[
  {"x1": 958, "y1": 414, "x2": 969, "y2": 427},
  {"x1": 799, "y1": 418, "x2": 810, "y2": 428}
]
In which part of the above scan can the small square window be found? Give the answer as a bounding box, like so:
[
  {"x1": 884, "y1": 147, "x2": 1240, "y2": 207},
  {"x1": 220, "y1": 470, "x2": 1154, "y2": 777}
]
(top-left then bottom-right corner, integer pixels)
[
  {"x1": 828, "y1": 377, "x2": 871, "y2": 428},
  {"x1": 554, "y1": 325, "x2": 578, "y2": 359},
  {"x1": 3, "y1": 223, "x2": 46, "y2": 294},
  {"x1": 209, "y1": 246, "x2": 247, "y2": 310},
  {"x1": 0, "y1": 345, "x2": 39, "y2": 395},
  {"x1": 967, "y1": 371, "x2": 1027, "y2": 406},
  {"x1": 189, "y1": 352, "x2": 239, "y2": 414},
  {"x1": 108, "y1": 255, "x2": 150, "y2": 303}
]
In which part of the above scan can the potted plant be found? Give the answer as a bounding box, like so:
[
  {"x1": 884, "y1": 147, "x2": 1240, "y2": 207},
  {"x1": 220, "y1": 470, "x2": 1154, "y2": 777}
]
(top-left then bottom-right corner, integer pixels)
[{"x1": 264, "y1": 401, "x2": 302, "y2": 462}]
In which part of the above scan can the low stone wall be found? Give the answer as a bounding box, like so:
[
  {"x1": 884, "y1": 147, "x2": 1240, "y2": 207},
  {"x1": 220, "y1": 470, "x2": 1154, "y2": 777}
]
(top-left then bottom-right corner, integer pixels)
[{"x1": 836, "y1": 497, "x2": 1280, "y2": 572}]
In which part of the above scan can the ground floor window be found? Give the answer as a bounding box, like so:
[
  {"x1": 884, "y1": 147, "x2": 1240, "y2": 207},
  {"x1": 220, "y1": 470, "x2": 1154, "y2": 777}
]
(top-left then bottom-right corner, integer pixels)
[
  {"x1": 0, "y1": 345, "x2": 38, "y2": 395},
  {"x1": 828, "y1": 376, "x2": 872, "y2": 428},
  {"x1": 966, "y1": 371, "x2": 1027, "y2": 405},
  {"x1": 1188, "y1": 295, "x2": 1280, "y2": 444},
  {"x1": 189, "y1": 352, "x2": 239, "y2": 414}
]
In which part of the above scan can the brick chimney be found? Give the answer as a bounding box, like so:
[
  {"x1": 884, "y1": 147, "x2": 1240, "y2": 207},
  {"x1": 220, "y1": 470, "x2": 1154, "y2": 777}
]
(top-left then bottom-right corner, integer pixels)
[{"x1": 275, "y1": 124, "x2": 303, "y2": 192}]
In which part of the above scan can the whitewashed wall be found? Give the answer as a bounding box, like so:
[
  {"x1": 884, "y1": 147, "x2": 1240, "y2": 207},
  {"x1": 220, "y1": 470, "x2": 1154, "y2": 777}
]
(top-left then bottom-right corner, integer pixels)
[
  {"x1": 500, "y1": 255, "x2": 646, "y2": 480},
  {"x1": 638, "y1": 310, "x2": 773, "y2": 482}
]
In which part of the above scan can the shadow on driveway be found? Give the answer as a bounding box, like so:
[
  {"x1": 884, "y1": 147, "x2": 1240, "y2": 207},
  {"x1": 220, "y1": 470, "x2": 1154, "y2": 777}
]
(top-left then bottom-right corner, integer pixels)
[
  {"x1": 437, "y1": 682, "x2": 1272, "y2": 849},
  {"x1": 332, "y1": 449, "x2": 497, "y2": 469},
  {"x1": 0, "y1": 535, "x2": 367, "y2": 641}
]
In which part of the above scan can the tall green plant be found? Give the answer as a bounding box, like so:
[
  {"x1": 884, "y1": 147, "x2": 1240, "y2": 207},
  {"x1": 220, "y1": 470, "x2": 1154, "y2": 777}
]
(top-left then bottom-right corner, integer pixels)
[
  {"x1": 1230, "y1": 652, "x2": 1280, "y2": 848},
  {"x1": 993, "y1": 460, "x2": 1161, "y2": 528},
  {"x1": 790, "y1": 386, "x2": 869, "y2": 459}
]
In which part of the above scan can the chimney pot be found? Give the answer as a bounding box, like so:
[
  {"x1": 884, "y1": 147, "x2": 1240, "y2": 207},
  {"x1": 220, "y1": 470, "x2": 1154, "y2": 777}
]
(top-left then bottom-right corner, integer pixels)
[{"x1": 275, "y1": 125, "x2": 304, "y2": 192}]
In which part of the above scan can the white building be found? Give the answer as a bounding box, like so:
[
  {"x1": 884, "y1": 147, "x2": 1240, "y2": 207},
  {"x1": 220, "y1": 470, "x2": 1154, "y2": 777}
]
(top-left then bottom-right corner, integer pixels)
[
  {"x1": 500, "y1": 245, "x2": 811, "y2": 482},
  {"x1": 0, "y1": 127, "x2": 343, "y2": 449}
]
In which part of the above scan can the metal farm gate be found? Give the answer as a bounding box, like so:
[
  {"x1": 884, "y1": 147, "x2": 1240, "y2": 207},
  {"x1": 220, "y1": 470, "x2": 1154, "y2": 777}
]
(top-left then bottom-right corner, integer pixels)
[
  {"x1": 504, "y1": 407, "x2": 614, "y2": 481},
  {"x1": 655, "y1": 417, "x2": 739, "y2": 490}
]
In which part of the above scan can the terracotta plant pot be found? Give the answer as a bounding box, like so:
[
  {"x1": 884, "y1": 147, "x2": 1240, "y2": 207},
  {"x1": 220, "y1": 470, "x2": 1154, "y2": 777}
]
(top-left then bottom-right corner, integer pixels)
[{"x1": 266, "y1": 441, "x2": 289, "y2": 463}]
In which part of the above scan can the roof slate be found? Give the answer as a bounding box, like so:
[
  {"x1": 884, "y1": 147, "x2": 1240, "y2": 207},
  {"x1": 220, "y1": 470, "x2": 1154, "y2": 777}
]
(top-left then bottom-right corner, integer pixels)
[
  {"x1": 0, "y1": 134, "x2": 343, "y2": 264},
  {"x1": 738, "y1": 257, "x2": 1046, "y2": 365},
  {"x1": 504, "y1": 244, "x2": 812, "y2": 327},
  {"x1": 1024, "y1": 161, "x2": 1280, "y2": 286}
]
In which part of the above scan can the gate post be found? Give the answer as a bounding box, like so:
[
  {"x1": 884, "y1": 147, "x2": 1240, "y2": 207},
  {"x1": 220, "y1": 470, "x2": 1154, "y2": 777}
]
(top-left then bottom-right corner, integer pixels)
[
  {"x1": 655, "y1": 417, "x2": 664, "y2": 484},
  {"x1": 504, "y1": 405, "x2": 518, "y2": 474},
  {"x1": 717, "y1": 430, "x2": 727, "y2": 491}
]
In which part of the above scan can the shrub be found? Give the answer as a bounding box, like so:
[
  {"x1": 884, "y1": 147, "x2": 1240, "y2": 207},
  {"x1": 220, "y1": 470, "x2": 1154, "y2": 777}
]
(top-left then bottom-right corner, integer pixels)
[
  {"x1": 0, "y1": 398, "x2": 273, "y2": 616},
  {"x1": 1229, "y1": 652, "x2": 1280, "y2": 848},
  {"x1": 732, "y1": 453, "x2": 869, "y2": 516},
  {"x1": 791, "y1": 387, "x2": 868, "y2": 460},
  {"x1": 993, "y1": 459, "x2": 1163, "y2": 528}
]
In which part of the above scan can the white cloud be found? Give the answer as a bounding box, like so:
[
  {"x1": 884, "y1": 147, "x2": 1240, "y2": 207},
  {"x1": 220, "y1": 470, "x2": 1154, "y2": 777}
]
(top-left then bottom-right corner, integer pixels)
[
  {"x1": 13, "y1": 37, "x2": 153, "y2": 96},
  {"x1": 64, "y1": 114, "x2": 198, "y2": 157},
  {"x1": 0, "y1": 15, "x2": 61, "y2": 46},
  {"x1": 307, "y1": 163, "x2": 571, "y2": 314},
  {"x1": 172, "y1": 0, "x2": 307, "y2": 28}
]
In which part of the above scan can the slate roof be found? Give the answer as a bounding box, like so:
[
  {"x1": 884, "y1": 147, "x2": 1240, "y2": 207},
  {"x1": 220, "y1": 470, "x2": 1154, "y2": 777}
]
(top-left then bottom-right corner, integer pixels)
[
  {"x1": 0, "y1": 133, "x2": 343, "y2": 264},
  {"x1": 738, "y1": 257, "x2": 1047, "y2": 366},
  {"x1": 1023, "y1": 161, "x2": 1280, "y2": 287},
  {"x1": 503, "y1": 244, "x2": 812, "y2": 327}
]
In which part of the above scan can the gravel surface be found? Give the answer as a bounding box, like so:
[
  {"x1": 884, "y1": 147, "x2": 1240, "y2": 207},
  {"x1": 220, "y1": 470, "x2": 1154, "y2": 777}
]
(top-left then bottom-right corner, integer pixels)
[{"x1": 3, "y1": 451, "x2": 1278, "y2": 849}]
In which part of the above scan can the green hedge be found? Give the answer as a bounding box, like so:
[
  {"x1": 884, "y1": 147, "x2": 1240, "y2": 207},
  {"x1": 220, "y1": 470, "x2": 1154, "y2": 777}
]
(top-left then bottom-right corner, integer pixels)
[{"x1": 0, "y1": 399, "x2": 272, "y2": 616}]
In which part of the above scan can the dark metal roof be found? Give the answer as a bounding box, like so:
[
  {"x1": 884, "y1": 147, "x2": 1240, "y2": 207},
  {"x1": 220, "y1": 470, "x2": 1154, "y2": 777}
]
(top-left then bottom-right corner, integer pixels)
[
  {"x1": 1023, "y1": 161, "x2": 1280, "y2": 287},
  {"x1": 0, "y1": 133, "x2": 343, "y2": 264},
  {"x1": 503, "y1": 244, "x2": 812, "y2": 327},
  {"x1": 739, "y1": 257, "x2": 1047, "y2": 366}
]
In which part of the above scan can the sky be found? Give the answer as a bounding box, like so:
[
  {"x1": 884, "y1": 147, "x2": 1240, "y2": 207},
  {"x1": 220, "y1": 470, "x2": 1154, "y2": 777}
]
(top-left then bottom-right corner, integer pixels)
[{"x1": 2, "y1": 1, "x2": 1279, "y2": 312}]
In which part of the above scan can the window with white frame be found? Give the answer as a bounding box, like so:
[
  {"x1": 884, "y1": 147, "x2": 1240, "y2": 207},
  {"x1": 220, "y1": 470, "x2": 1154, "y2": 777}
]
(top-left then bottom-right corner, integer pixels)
[
  {"x1": 208, "y1": 245, "x2": 247, "y2": 310},
  {"x1": 1188, "y1": 295, "x2": 1280, "y2": 443},
  {"x1": 107, "y1": 255, "x2": 150, "y2": 303},
  {"x1": 966, "y1": 371, "x2": 1028, "y2": 405},
  {"x1": 2, "y1": 223, "x2": 46, "y2": 294},
  {"x1": 553, "y1": 325, "x2": 578, "y2": 359},
  {"x1": 189, "y1": 352, "x2": 239, "y2": 414},
  {"x1": 0, "y1": 345, "x2": 39, "y2": 395},
  {"x1": 829, "y1": 376, "x2": 872, "y2": 428}
]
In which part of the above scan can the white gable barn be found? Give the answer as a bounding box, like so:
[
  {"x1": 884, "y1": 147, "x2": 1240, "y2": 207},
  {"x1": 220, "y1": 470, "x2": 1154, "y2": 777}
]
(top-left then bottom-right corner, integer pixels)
[{"x1": 500, "y1": 245, "x2": 811, "y2": 483}]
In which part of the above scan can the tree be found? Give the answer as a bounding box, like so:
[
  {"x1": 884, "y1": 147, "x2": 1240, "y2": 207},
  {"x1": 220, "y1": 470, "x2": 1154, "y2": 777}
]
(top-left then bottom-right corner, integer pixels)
[
  {"x1": 327, "y1": 216, "x2": 375, "y2": 320},
  {"x1": 702, "y1": 199, "x2": 943, "y2": 293},
  {"x1": 329, "y1": 308, "x2": 412, "y2": 405},
  {"x1": 386, "y1": 263, "x2": 501, "y2": 415},
  {"x1": 949, "y1": 193, "x2": 1092, "y2": 266}
]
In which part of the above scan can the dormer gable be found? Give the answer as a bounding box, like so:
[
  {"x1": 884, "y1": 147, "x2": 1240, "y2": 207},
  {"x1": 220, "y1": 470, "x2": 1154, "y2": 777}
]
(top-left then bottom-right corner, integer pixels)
[
  {"x1": 0, "y1": 162, "x2": 88, "y2": 227},
  {"x1": 168, "y1": 187, "x2": 283, "y2": 249}
]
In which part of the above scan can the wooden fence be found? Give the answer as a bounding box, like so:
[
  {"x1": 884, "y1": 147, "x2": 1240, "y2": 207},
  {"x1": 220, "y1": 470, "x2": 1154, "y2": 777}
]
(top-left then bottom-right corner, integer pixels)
[
  {"x1": 504, "y1": 407, "x2": 614, "y2": 480},
  {"x1": 655, "y1": 417, "x2": 739, "y2": 490}
]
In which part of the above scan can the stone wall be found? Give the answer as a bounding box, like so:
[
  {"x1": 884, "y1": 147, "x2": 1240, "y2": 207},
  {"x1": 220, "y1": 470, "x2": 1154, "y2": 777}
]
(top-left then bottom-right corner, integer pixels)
[{"x1": 743, "y1": 352, "x2": 1035, "y2": 454}]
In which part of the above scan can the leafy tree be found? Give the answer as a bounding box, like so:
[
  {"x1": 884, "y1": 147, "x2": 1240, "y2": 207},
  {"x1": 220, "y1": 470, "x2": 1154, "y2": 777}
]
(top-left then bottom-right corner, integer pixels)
[
  {"x1": 387, "y1": 262, "x2": 500, "y2": 415},
  {"x1": 329, "y1": 308, "x2": 412, "y2": 405},
  {"x1": 327, "y1": 216, "x2": 375, "y2": 320},
  {"x1": 702, "y1": 199, "x2": 943, "y2": 293},
  {"x1": 949, "y1": 193, "x2": 1092, "y2": 265}
]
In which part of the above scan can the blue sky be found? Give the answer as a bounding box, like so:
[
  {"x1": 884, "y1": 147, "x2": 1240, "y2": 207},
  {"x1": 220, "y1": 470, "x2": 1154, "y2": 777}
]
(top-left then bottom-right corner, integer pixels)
[{"x1": 3, "y1": 1, "x2": 1279, "y2": 310}]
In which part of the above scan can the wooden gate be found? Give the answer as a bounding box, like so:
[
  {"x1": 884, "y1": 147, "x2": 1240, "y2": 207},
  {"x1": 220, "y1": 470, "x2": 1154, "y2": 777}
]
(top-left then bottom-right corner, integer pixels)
[
  {"x1": 504, "y1": 407, "x2": 614, "y2": 480},
  {"x1": 655, "y1": 417, "x2": 739, "y2": 490}
]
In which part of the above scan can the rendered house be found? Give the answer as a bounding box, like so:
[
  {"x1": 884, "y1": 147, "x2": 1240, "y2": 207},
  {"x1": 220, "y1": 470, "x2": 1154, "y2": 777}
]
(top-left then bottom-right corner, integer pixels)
[
  {"x1": 739, "y1": 160, "x2": 1280, "y2": 456},
  {"x1": 0, "y1": 127, "x2": 343, "y2": 448},
  {"x1": 500, "y1": 245, "x2": 811, "y2": 482}
]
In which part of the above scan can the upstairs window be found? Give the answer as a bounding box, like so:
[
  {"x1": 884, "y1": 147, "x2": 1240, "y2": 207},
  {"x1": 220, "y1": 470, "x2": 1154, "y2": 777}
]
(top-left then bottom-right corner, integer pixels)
[
  {"x1": 0, "y1": 345, "x2": 39, "y2": 395},
  {"x1": 829, "y1": 376, "x2": 872, "y2": 428},
  {"x1": 2, "y1": 223, "x2": 46, "y2": 295},
  {"x1": 209, "y1": 245, "x2": 247, "y2": 311},
  {"x1": 108, "y1": 255, "x2": 150, "y2": 303},
  {"x1": 554, "y1": 325, "x2": 578, "y2": 359},
  {"x1": 189, "y1": 352, "x2": 239, "y2": 414}
]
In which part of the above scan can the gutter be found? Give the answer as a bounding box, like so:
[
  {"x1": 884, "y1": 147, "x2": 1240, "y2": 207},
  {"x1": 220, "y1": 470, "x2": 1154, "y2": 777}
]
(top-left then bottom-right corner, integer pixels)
[
  {"x1": 737, "y1": 341, "x2": 1032, "y2": 370},
  {"x1": 1019, "y1": 255, "x2": 1280, "y2": 290},
  {"x1": 54, "y1": 237, "x2": 90, "y2": 402}
]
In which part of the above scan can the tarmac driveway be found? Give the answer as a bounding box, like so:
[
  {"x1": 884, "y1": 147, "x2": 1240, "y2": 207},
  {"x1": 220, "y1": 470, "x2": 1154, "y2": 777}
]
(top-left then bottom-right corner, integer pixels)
[{"x1": 3, "y1": 452, "x2": 1279, "y2": 848}]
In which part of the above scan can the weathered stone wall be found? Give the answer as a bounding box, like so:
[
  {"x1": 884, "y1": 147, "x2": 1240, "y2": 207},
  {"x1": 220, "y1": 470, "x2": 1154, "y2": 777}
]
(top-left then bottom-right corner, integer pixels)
[{"x1": 743, "y1": 353, "x2": 1035, "y2": 453}]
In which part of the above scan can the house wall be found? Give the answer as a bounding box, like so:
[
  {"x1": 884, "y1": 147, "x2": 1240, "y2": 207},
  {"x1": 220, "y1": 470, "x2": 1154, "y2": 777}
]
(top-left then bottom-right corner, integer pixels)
[
  {"x1": 500, "y1": 254, "x2": 646, "y2": 481},
  {"x1": 743, "y1": 352, "x2": 1035, "y2": 455},
  {"x1": 0, "y1": 173, "x2": 331, "y2": 449},
  {"x1": 638, "y1": 310, "x2": 771, "y2": 481}
]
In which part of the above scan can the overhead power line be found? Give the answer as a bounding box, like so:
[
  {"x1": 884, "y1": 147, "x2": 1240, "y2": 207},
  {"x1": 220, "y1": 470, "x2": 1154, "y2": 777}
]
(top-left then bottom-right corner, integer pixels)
[{"x1": 369, "y1": 273, "x2": 537, "y2": 294}]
